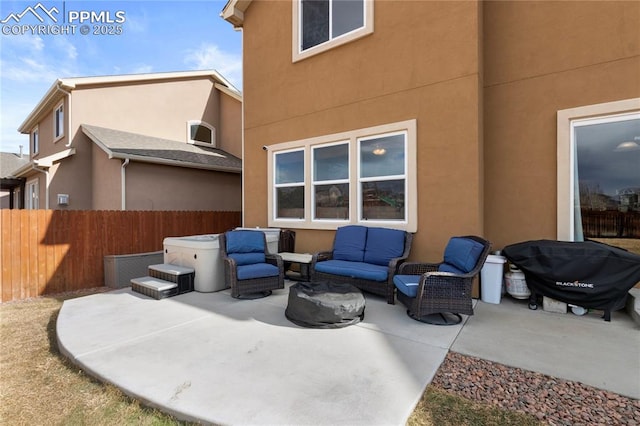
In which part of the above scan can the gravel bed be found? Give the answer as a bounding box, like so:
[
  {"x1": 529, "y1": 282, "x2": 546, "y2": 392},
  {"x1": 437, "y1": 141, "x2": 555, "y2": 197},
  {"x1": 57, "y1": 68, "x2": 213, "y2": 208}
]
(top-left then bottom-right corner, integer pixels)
[{"x1": 432, "y1": 352, "x2": 640, "y2": 425}]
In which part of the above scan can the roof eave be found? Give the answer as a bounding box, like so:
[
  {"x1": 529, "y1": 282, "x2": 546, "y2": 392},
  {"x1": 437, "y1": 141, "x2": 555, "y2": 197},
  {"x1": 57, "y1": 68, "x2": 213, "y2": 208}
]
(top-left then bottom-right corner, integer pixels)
[
  {"x1": 18, "y1": 79, "x2": 73, "y2": 134},
  {"x1": 109, "y1": 151, "x2": 242, "y2": 173},
  {"x1": 221, "y1": 0, "x2": 252, "y2": 28}
]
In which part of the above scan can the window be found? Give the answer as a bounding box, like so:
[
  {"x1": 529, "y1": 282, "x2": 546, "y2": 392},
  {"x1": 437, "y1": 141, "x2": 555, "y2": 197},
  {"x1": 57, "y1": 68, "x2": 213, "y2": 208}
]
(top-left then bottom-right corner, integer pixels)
[
  {"x1": 187, "y1": 120, "x2": 216, "y2": 146},
  {"x1": 313, "y1": 142, "x2": 349, "y2": 220},
  {"x1": 557, "y1": 99, "x2": 640, "y2": 248},
  {"x1": 54, "y1": 102, "x2": 64, "y2": 140},
  {"x1": 27, "y1": 179, "x2": 39, "y2": 210},
  {"x1": 293, "y1": 0, "x2": 374, "y2": 61},
  {"x1": 32, "y1": 127, "x2": 39, "y2": 155},
  {"x1": 275, "y1": 149, "x2": 305, "y2": 219},
  {"x1": 268, "y1": 119, "x2": 417, "y2": 231},
  {"x1": 359, "y1": 132, "x2": 406, "y2": 221}
]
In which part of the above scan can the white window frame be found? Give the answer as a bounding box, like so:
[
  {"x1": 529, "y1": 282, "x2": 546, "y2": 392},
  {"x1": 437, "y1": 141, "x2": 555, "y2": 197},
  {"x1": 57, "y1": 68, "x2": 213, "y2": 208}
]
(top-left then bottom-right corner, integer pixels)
[
  {"x1": 186, "y1": 120, "x2": 216, "y2": 147},
  {"x1": 268, "y1": 119, "x2": 417, "y2": 231},
  {"x1": 54, "y1": 102, "x2": 64, "y2": 141},
  {"x1": 311, "y1": 140, "x2": 350, "y2": 222},
  {"x1": 556, "y1": 98, "x2": 640, "y2": 241},
  {"x1": 274, "y1": 148, "x2": 306, "y2": 222},
  {"x1": 26, "y1": 179, "x2": 39, "y2": 210},
  {"x1": 32, "y1": 126, "x2": 39, "y2": 155},
  {"x1": 292, "y1": 0, "x2": 374, "y2": 62}
]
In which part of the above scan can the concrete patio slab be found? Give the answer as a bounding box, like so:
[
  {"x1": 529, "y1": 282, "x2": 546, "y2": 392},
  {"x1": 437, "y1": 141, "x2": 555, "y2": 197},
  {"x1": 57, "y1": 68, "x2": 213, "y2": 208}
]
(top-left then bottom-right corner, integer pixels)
[
  {"x1": 57, "y1": 283, "x2": 639, "y2": 425},
  {"x1": 453, "y1": 297, "x2": 640, "y2": 399},
  {"x1": 57, "y1": 283, "x2": 464, "y2": 425}
]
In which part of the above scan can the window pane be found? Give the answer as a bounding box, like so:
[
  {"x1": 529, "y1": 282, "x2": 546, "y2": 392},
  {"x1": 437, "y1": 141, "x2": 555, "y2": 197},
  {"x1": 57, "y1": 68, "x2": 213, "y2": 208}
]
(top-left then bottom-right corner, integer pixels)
[
  {"x1": 361, "y1": 179, "x2": 405, "y2": 220},
  {"x1": 277, "y1": 186, "x2": 305, "y2": 218},
  {"x1": 360, "y1": 134, "x2": 405, "y2": 178},
  {"x1": 276, "y1": 150, "x2": 304, "y2": 184},
  {"x1": 332, "y1": 0, "x2": 364, "y2": 38},
  {"x1": 314, "y1": 183, "x2": 349, "y2": 219},
  {"x1": 575, "y1": 117, "x2": 640, "y2": 240},
  {"x1": 191, "y1": 125, "x2": 212, "y2": 143},
  {"x1": 55, "y1": 106, "x2": 63, "y2": 137},
  {"x1": 302, "y1": 0, "x2": 329, "y2": 50},
  {"x1": 313, "y1": 143, "x2": 348, "y2": 181}
]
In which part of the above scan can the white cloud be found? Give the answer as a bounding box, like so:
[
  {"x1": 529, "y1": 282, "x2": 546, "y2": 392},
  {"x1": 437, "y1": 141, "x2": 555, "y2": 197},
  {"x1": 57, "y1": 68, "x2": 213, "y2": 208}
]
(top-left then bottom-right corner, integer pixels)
[
  {"x1": 184, "y1": 43, "x2": 242, "y2": 90},
  {"x1": 130, "y1": 64, "x2": 154, "y2": 74}
]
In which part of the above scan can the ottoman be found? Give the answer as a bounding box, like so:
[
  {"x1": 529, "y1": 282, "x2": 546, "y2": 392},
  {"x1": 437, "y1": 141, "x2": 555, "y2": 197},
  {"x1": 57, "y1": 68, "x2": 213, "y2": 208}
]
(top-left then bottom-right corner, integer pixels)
[{"x1": 285, "y1": 281, "x2": 366, "y2": 328}]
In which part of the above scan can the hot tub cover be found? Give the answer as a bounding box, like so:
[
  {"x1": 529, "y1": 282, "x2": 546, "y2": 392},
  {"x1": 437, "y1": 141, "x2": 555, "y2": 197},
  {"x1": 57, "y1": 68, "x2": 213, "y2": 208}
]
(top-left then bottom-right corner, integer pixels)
[
  {"x1": 285, "y1": 281, "x2": 365, "y2": 328},
  {"x1": 502, "y1": 240, "x2": 640, "y2": 319}
]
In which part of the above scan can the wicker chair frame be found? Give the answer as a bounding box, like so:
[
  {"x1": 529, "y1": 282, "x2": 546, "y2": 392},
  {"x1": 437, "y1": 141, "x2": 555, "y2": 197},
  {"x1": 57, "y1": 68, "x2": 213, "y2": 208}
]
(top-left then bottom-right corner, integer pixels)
[
  {"x1": 219, "y1": 232, "x2": 285, "y2": 299},
  {"x1": 396, "y1": 235, "x2": 491, "y2": 325},
  {"x1": 310, "y1": 231, "x2": 413, "y2": 304}
]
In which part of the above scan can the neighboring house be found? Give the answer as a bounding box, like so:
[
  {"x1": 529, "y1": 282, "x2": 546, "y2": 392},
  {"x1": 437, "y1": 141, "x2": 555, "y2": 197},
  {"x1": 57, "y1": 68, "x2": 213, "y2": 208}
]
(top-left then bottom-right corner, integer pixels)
[
  {"x1": 15, "y1": 70, "x2": 243, "y2": 211},
  {"x1": 222, "y1": 0, "x2": 640, "y2": 260},
  {"x1": 0, "y1": 149, "x2": 30, "y2": 209}
]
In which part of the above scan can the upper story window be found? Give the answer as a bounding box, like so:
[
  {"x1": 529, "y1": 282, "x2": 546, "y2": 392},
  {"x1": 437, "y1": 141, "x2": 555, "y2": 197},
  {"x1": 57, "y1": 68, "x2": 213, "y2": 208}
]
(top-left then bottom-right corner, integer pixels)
[
  {"x1": 293, "y1": 0, "x2": 374, "y2": 62},
  {"x1": 54, "y1": 102, "x2": 64, "y2": 141},
  {"x1": 187, "y1": 120, "x2": 216, "y2": 147},
  {"x1": 268, "y1": 119, "x2": 417, "y2": 231},
  {"x1": 32, "y1": 127, "x2": 39, "y2": 155}
]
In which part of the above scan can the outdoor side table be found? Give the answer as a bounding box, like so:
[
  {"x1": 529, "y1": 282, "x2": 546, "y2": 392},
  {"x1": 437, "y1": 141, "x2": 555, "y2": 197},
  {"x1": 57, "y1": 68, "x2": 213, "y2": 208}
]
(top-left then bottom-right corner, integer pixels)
[{"x1": 278, "y1": 252, "x2": 313, "y2": 281}]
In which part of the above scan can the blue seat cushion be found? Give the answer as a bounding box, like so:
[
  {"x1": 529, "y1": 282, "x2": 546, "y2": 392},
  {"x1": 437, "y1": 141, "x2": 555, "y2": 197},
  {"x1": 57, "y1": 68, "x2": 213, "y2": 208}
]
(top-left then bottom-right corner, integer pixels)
[
  {"x1": 333, "y1": 225, "x2": 368, "y2": 262},
  {"x1": 393, "y1": 274, "x2": 420, "y2": 298},
  {"x1": 363, "y1": 227, "x2": 406, "y2": 266},
  {"x1": 443, "y1": 237, "x2": 485, "y2": 274},
  {"x1": 226, "y1": 231, "x2": 265, "y2": 254},
  {"x1": 236, "y1": 263, "x2": 280, "y2": 280},
  {"x1": 438, "y1": 263, "x2": 466, "y2": 274},
  {"x1": 228, "y1": 252, "x2": 265, "y2": 266},
  {"x1": 314, "y1": 260, "x2": 388, "y2": 282}
]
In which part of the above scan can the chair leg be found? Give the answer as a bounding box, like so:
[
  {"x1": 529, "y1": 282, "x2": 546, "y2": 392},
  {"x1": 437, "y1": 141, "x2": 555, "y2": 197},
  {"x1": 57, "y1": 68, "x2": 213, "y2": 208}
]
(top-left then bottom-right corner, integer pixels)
[{"x1": 406, "y1": 310, "x2": 462, "y2": 325}]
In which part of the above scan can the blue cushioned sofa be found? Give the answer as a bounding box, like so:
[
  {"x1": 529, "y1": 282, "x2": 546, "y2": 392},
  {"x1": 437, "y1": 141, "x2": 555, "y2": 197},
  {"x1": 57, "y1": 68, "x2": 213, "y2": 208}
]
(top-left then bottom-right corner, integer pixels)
[{"x1": 311, "y1": 225, "x2": 413, "y2": 304}]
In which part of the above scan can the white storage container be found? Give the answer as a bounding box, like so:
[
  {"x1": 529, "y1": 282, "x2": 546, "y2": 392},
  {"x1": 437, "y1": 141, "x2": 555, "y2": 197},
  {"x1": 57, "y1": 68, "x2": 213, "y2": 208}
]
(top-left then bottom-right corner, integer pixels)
[
  {"x1": 163, "y1": 234, "x2": 225, "y2": 292},
  {"x1": 480, "y1": 254, "x2": 507, "y2": 304},
  {"x1": 234, "y1": 227, "x2": 281, "y2": 254}
]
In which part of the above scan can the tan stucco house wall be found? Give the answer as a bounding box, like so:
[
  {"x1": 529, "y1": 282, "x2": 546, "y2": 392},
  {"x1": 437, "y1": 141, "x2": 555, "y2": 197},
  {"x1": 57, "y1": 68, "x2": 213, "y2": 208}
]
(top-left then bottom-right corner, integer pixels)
[
  {"x1": 16, "y1": 71, "x2": 243, "y2": 211},
  {"x1": 224, "y1": 0, "x2": 639, "y2": 260}
]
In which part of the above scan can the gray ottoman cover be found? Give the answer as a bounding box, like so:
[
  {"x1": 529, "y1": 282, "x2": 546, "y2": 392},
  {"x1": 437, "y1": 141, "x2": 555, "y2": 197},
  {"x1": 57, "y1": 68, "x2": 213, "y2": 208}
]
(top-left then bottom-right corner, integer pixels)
[{"x1": 285, "y1": 281, "x2": 365, "y2": 328}]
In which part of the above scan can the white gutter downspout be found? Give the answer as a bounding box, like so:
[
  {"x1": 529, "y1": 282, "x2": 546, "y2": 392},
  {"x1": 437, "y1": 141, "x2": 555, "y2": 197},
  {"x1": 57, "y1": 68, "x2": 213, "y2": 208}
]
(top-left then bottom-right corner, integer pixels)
[
  {"x1": 31, "y1": 165, "x2": 50, "y2": 209},
  {"x1": 55, "y1": 83, "x2": 73, "y2": 147},
  {"x1": 121, "y1": 158, "x2": 129, "y2": 210}
]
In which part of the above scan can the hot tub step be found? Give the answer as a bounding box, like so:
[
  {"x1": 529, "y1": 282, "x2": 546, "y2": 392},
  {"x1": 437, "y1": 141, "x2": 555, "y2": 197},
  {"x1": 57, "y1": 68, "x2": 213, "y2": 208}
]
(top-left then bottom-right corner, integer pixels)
[{"x1": 131, "y1": 276, "x2": 178, "y2": 300}]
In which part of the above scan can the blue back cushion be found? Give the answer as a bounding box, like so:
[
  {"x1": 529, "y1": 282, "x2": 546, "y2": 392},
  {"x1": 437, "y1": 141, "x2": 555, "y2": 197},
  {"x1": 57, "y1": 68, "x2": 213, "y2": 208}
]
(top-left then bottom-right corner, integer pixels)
[
  {"x1": 363, "y1": 227, "x2": 405, "y2": 266},
  {"x1": 443, "y1": 237, "x2": 485, "y2": 273},
  {"x1": 226, "y1": 231, "x2": 265, "y2": 264},
  {"x1": 333, "y1": 226, "x2": 367, "y2": 262},
  {"x1": 438, "y1": 263, "x2": 465, "y2": 274}
]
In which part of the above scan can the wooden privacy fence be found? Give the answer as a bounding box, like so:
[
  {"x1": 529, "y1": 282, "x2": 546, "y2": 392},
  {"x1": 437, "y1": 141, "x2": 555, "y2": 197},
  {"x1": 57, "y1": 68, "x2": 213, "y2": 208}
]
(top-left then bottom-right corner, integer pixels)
[
  {"x1": 581, "y1": 209, "x2": 640, "y2": 238},
  {"x1": 0, "y1": 210, "x2": 241, "y2": 303}
]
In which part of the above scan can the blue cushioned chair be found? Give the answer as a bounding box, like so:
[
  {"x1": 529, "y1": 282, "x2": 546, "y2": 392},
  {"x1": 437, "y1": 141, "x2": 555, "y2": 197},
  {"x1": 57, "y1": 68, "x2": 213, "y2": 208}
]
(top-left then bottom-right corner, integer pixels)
[
  {"x1": 220, "y1": 230, "x2": 285, "y2": 299},
  {"x1": 393, "y1": 235, "x2": 491, "y2": 325}
]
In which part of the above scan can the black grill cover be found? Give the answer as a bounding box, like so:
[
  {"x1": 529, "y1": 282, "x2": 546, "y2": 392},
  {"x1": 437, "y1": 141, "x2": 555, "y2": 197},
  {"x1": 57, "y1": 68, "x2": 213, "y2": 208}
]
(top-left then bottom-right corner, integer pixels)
[{"x1": 503, "y1": 240, "x2": 640, "y2": 316}]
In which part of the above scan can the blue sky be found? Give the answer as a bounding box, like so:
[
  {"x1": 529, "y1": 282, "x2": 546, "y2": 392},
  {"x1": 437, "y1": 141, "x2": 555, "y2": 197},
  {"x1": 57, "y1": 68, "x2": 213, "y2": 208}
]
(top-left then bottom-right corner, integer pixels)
[{"x1": 0, "y1": 0, "x2": 242, "y2": 154}]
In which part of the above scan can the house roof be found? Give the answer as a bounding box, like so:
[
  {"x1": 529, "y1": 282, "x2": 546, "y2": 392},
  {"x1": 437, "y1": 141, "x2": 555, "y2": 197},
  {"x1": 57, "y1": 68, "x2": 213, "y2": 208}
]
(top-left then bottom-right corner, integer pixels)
[
  {"x1": 0, "y1": 152, "x2": 30, "y2": 178},
  {"x1": 221, "y1": 0, "x2": 252, "y2": 27},
  {"x1": 18, "y1": 70, "x2": 242, "y2": 134},
  {"x1": 81, "y1": 124, "x2": 242, "y2": 173}
]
